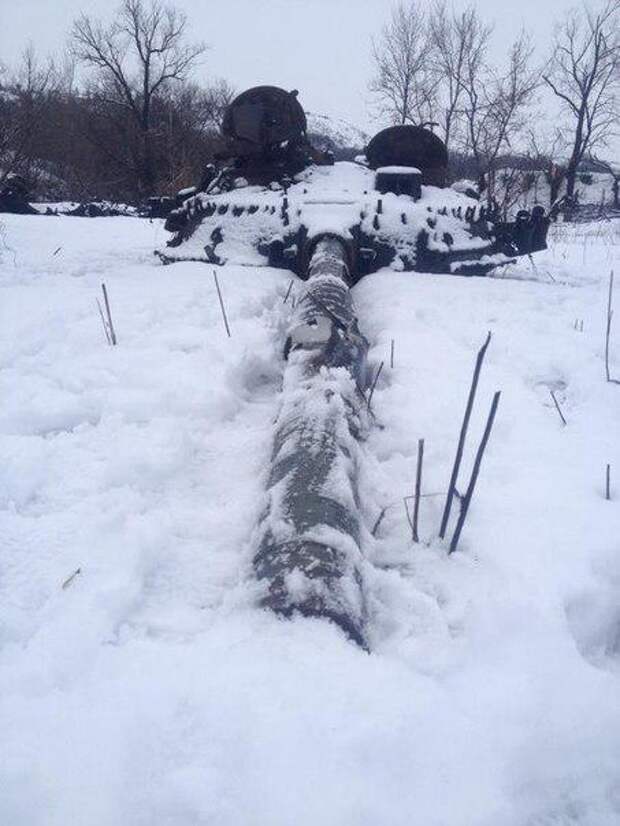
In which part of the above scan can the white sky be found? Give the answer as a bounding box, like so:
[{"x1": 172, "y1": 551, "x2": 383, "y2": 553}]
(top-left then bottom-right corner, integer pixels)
[{"x1": 1, "y1": 0, "x2": 618, "y2": 158}]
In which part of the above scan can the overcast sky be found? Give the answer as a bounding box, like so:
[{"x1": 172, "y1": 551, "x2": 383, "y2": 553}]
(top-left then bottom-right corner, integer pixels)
[{"x1": 1, "y1": 0, "x2": 617, "y2": 156}]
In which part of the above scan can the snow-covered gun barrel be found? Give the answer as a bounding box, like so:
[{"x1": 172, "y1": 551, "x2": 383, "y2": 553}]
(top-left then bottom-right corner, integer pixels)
[
  {"x1": 255, "y1": 236, "x2": 370, "y2": 646},
  {"x1": 156, "y1": 86, "x2": 550, "y2": 645}
]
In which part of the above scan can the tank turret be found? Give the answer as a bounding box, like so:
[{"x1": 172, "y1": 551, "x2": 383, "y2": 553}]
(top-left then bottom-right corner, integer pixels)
[{"x1": 160, "y1": 85, "x2": 548, "y2": 276}]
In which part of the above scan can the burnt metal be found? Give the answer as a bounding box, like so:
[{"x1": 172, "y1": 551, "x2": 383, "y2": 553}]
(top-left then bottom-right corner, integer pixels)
[
  {"x1": 147, "y1": 196, "x2": 176, "y2": 219},
  {"x1": 375, "y1": 167, "x2": 422, "y2": 200},
  {"x1": 216, "y1": 85, "x2": 331, "y2": 185},
  {"x1": 162, "y1": 85, "x2": 550, "y2": 273},
  {"x1": 222, "y1": 85, "x2": 307, "y2": 154},
  {"x1": 366, "y1": 125, "x2": 448, "y2": 187}
]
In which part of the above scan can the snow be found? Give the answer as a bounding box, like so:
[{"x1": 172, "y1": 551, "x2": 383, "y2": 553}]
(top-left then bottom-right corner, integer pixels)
[
  {"x1": 31, "y1": 201, "x2": 139, "y2": 216},
  {"x1": 162, "y1": 162, "x2": 497, "y2": 271},
  {"x1": 305, "y1": 111, "x2": 369, "y2": 150},
  {"x1": 377, "y1": 165, "x2": 422, "y2": 175},
  {"x1": 1, "y1": 211, "x2": 620, "y2": 825}
]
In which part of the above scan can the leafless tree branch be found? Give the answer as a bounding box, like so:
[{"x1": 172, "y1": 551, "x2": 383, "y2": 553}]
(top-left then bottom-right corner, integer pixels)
[{"x1": 543, "y1": 0, "x2": 620, "y2": 198}]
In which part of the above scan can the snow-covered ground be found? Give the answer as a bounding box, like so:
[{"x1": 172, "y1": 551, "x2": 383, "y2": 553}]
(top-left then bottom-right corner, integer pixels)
[
  {"x1": 306, "y1": 111, "x2": 369, "y2": 151},
  {"x1": 1, "y1": 212, "x2": 619, "y2": 825}
]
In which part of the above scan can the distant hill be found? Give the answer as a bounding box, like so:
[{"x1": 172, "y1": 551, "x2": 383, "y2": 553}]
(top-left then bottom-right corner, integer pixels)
[{"x1": 305, "y1": 112, "x2": 369, "y2": 160}]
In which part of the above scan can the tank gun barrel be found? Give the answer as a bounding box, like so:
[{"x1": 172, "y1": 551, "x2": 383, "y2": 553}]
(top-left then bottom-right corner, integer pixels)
[{"x1": 254, "y1": 236, "x2": 370, "y2": 645}]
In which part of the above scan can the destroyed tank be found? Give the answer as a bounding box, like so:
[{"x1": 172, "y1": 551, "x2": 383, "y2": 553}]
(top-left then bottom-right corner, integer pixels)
[
  {"x1": 157, "y1": 86, "x2": 551, "y2": 645},
  {"x1": 159, "y1": 86, "x2": 549, "y2": 278}
]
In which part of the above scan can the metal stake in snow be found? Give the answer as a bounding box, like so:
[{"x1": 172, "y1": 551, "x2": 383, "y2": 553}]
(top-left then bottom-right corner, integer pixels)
[
  {"x1": 254, "y1": 236, "x2": 370, "y2": 647},
  {"x1": 213, "y1": 270, "x2": 231, "y2": 338}
]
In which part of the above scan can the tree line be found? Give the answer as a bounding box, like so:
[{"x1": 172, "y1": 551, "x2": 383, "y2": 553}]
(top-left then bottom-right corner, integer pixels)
[
  {"x1": 0, "y1": 0, "x2": 233, "y2": 202},
  {"x1": 1, "y1": 0, "x2": 618, "y2": 205},
  {"x1": 370, "y1": 0, "x2": 619, "y2": 206}
]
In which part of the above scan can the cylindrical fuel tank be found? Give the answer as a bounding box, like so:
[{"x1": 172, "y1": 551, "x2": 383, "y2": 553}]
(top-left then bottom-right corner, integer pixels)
[{"x1": 366, "y1": 125, "x2": 448, "y2": 187}]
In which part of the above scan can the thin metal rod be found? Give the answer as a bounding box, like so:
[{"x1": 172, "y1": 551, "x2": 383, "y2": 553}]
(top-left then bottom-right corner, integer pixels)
[
  {"x1": 403, "y1": 497, "x2": 412, "y2": 530},
  {"x1": 367, "y1": 361, "x2": 384, "y2": 411},
  {"x1": 412, "y1": 438, "x2": 424, "y2": 542},
  {"x1": 390, "y1": 338, "x2": 395, "y2": 369},
  {"x1": 439, "y1": 332, "x2": 492, "y2": 539},
  {"x1": 605, "y1": 270, "x2": 614, "y2": 382},
  {"x1": 606, "y1": 463, "x2": 611, "y2": 501},
  {"x1": 449, "y1": 391, "x2": 501, "y2": 554},
  {"x1": 101, "y1": 283, "x2": 117, "y2": 346},
  {"x1": 213, "y1": 270, "x2": 231, "y2": 338},
  {"x1": 371, "y1": 507, "x2": 388, "y2": 537},
  {"x1": 96, "y1": 298, "x2": 112, "y2": 345},
  {"x1": 61, "y1": 567, "x2": 81, "y2": 590},
  {"x1": 283, "y1": 278, "x2": 294, "y2": 304},
  {"x1": 550, "y1": 390, "x2": 567, "y2": 426}
]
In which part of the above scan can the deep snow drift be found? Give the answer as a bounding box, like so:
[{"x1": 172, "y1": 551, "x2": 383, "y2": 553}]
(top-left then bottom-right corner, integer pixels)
[{"x1": 1, "y1": 212, "x2": 619, "y2": 825}]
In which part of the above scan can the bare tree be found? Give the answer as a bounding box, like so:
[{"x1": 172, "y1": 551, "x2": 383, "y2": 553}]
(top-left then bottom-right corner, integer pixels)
[
  {"x1": 71, "y1": 0, "x2": 205, "y2": 195},
  {"x1": 543, "y1": 1, "x2": 620, "y2": 199},
  {"x1": 461, "y1": 31, "x2": 538, "y2": 193},
  {"x1": 428, "y1": 1, "x2": 492, "y2": 152},
  {"x1": 369, "y1": 2, "x2": 436, "y2": 126},
  {"x1": 158, "y1": 78, "x2": 235, "y2": 191},
  {"x1": 0, "y1": 46, "x2": 56, "y2": 186},
  {"x1": 528, "y1": 129, "x2": 568, "y2": 208},
  {"x1": 199, "y1": 78, "x2": 236, "y2": 131},
  {"x1": 371, "y1": 1, "x2": 537, "y2": 192}
]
